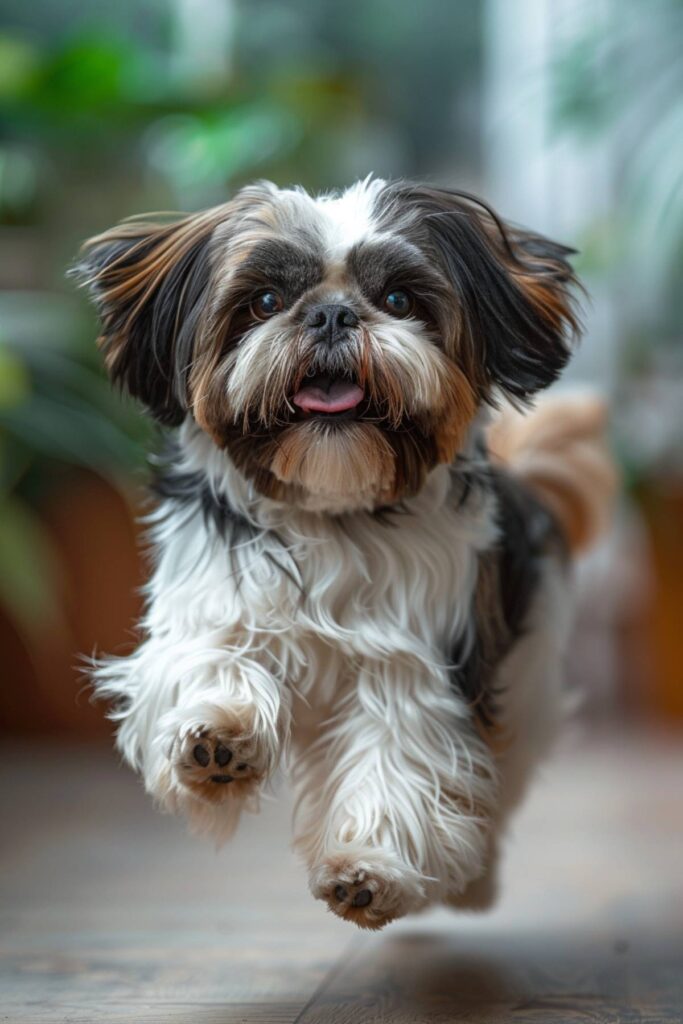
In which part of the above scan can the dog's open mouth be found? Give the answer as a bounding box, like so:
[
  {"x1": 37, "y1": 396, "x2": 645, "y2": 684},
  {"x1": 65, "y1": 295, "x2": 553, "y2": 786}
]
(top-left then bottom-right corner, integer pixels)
[{"x1": 292, "y1": 374, "x2": 365, "y2": 417}]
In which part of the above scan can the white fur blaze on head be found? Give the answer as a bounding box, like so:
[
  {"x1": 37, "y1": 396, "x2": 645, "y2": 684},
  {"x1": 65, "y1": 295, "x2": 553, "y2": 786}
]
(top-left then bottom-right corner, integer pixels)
[{"x1": 313, "y1": 176, "x2": 387, "y2": 257}]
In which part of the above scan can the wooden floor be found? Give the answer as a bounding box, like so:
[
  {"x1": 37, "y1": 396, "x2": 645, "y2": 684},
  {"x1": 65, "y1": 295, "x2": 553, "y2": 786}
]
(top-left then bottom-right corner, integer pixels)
[{"x1": 1, "y1": 726, "x2": 682, "y2": 1023}]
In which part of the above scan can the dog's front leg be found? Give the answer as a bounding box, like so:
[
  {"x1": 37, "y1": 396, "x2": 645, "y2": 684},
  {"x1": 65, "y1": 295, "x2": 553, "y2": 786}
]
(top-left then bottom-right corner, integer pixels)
[
  {"x1": 95, "y1": 635, "x2": 289, "y2": 840},
  {"x1": 291, "y1": 660, "x2": 499, "y2": 929}
]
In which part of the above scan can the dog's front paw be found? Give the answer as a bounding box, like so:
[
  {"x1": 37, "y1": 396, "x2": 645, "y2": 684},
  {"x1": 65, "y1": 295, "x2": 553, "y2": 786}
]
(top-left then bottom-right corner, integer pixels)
[
  {"x1": 172, "y1": 706, "x2": 271, "y2": 805},
  {"x1": 309, "y1": 851, "x2": 425, "y2": 930}
]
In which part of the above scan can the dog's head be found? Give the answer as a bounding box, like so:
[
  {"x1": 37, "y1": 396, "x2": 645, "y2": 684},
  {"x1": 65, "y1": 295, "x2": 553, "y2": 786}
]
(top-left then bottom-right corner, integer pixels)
[{"x1": 76, "y1": 178, "x2": 580, "y2": 511}]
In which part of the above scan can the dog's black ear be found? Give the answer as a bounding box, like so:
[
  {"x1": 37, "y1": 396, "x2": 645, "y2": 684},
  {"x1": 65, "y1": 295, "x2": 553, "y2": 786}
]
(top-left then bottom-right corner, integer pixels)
[
  {"x1": 388, "y1": 184, "x2": 581, "y2": 402},
  {"x1": 72, "y1": 206, "x2": 227, "y2": 425}
]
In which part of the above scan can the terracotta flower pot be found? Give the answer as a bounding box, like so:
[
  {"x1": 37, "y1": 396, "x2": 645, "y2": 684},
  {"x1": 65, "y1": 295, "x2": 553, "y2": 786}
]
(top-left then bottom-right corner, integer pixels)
[{"x1": 0, "y1": 472, "x2": 144, "y2": 738}]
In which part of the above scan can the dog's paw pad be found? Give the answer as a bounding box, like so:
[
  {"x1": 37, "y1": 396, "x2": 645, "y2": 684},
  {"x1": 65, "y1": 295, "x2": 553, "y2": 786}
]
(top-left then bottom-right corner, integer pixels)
[
  {"x1": 192, "y1": 743, "x2": 211, "y2": 767},
  {"x1": 311, "y1": 856, "x2": 414, "y2": 930},
  {"x1": 214, "y1": 742, "x2": 232, "y2": 767},
  {"x1": 334, "y1": 883, "x2": 373, "y2": 908},
  {"x1": 176, "y1": 726, "x2": 261, "y2": 803}
]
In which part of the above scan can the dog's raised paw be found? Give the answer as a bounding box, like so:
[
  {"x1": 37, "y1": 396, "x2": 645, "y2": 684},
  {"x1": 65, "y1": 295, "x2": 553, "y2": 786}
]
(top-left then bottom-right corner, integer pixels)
[
  {"x1": 310, "y1": 853, "x2": 422, "y2": 930},
  {"x1": 174, "y1": 721, "x2": 264, "y2": 804}
]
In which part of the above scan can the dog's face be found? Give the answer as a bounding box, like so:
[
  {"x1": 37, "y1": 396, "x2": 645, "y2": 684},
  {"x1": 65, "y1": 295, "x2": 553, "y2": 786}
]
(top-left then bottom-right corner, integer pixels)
[{"x1": 77, "y1": 178, "x2": 579, "y2": 511}]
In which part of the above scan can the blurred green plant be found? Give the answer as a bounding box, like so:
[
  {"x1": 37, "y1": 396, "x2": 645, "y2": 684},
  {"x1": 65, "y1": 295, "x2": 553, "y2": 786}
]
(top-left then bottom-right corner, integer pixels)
[
  {"x1": 0, "y1": 294, "x2": 149, "y2": 637},
  {"x1": 0, "y1": 26, "x2": 360, "y2": 202}
]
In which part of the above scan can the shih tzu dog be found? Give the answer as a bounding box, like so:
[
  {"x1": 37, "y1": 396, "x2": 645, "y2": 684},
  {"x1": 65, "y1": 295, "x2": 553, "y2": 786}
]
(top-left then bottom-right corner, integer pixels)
[{"x1": 75, "y1": 178, "x2": 614, "y2": 930}]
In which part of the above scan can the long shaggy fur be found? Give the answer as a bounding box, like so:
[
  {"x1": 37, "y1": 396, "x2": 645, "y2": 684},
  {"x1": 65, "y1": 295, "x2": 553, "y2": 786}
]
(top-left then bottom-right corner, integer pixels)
[{"x1": 74, "y1": 177, "x2": 615, "y2": 929}]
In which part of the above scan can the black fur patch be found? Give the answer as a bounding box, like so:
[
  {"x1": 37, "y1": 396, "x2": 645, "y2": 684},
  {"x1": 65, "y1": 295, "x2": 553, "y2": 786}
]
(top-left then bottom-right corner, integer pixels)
[
  {"x1": 450, "y1": 466, "x2": 566, "y2": 727},
  {"x1": 239, "y1": 239, "x2": 324, "y2": 308},
  {"x1": 152, "y1": 463, "x2": 254, "y2": 541},
  {"x1": 346, "y1": 238, "x2": 447, "y2": 313},
  {"x1": 151, "y1": 446, "x2": 303, "y2": 592}
]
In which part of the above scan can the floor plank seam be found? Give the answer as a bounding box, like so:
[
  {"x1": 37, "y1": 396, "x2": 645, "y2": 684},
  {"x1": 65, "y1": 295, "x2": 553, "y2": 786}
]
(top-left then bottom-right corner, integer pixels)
[{"x1": 292, "y1": 933, "x2": 366, "y2": 1023}]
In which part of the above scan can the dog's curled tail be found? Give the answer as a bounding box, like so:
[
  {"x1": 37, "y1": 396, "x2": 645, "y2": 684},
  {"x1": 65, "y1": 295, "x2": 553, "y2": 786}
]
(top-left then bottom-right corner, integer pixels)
[{"x1": 486, "y1": 393, "x2": 618, "y2": 554}]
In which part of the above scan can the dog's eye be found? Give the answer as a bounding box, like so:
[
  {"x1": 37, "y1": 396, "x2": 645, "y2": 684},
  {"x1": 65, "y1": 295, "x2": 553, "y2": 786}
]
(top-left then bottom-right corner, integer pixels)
[
  {"x1": 383, "y1": 289, "x2": 413, "y2": 317},
  {"x1": 251, "y1": 290, "x2": 284, "y2": 320}
]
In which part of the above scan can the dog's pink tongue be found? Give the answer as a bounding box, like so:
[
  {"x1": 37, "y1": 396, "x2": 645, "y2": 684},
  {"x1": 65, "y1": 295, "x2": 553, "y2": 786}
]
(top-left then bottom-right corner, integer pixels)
[{"x1": 293, "y1": 379, "x2": 364, "y2": 414}]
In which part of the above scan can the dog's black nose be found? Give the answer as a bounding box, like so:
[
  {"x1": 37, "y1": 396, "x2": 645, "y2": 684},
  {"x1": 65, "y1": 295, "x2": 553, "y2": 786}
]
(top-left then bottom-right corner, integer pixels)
[{"x1": 304, "y1": 303, "x2": 359, "y2": 343}]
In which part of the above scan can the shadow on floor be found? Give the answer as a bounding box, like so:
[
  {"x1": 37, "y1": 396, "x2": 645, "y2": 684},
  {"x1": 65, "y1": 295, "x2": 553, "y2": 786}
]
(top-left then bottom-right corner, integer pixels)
[{"x1": 294, "y1": 926, "x2": 683, "y2": 1023}]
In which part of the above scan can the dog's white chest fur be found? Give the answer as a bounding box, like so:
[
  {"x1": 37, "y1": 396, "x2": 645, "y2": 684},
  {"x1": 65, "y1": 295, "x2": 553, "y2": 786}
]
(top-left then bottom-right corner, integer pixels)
[{"x1": 147, "y1": 426, "x2": 497, "y2": 707}]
